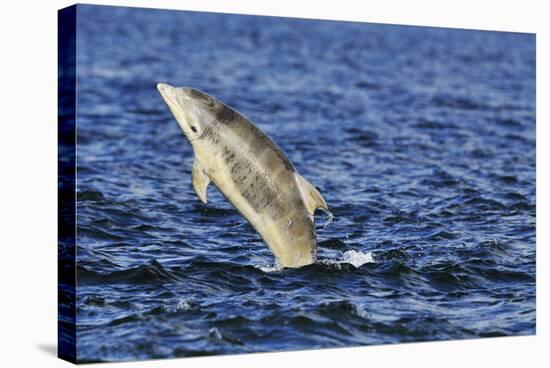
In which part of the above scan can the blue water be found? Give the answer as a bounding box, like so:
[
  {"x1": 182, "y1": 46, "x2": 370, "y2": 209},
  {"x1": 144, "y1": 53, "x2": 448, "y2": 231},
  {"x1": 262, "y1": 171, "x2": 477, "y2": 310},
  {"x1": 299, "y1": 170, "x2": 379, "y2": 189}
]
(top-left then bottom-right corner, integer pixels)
[{"x1": 71, "y1": 5, "x2": 535, "y2": 362}]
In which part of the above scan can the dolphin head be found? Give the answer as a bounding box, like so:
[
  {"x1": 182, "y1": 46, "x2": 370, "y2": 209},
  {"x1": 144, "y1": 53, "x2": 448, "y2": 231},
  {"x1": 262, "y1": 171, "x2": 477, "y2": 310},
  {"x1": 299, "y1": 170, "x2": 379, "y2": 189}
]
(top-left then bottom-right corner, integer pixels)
[{"x1": 157, "y1": 83, "x2": 223, "y2": 142}]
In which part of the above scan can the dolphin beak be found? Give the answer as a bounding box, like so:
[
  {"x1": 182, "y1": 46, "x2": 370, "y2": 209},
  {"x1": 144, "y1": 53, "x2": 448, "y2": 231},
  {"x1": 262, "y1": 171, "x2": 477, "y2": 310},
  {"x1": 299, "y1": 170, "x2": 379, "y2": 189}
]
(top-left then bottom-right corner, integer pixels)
[
  {"x1": 157, "y1": 82, "x2": 173, "y2": 95},
  {"x1": 157, "y1": 83, "x2": 193, "y2": 136},
  {"x1": 157, "y1": 83, "x2": 177, "y2": 106}
]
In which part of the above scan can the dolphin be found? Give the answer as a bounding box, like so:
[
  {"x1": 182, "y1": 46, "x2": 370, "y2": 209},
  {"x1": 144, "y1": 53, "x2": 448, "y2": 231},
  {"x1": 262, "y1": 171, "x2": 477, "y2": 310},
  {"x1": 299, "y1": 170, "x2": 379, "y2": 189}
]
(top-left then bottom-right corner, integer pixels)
[{"x1": 156, "y1": 83, "x2": 328, "y2": 268}]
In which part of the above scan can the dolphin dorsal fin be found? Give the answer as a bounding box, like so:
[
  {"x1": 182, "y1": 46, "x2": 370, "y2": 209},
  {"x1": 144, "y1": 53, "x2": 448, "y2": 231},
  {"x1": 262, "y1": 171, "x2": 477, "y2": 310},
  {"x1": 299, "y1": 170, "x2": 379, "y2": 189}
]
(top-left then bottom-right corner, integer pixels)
[
  {"x1": 295, "y1": 173, "x2": 328, "y2": 215},
  {"x1": 192, "y1": 159, "x2": 210, "y2": 204}
]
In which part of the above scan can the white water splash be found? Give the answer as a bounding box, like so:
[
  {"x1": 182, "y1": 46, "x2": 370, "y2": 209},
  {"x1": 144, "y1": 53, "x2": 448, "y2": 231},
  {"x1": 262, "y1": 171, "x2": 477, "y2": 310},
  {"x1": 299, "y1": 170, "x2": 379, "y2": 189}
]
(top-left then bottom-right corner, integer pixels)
[
  {"x1": 257, "y1": 250, "x2": 374, "y2": 272},
  {"x1": 257, "y1": 264, "x2": 282, "y2": 273},
  {"x1": 208, "y1": 327, "x2": 223, "y2": 341},
  {"x1": 175, "y1": 299, "x2": 192, "y2": 311},
  {"x1": 319, "y1": 250, "x2": 375, "y2": 269},
  {"x1": 341, "y1": 250, "x2": 375, "y2": 268},
  {"x1": 317, "y1": 208, "x2": 334, "y2": 229}
]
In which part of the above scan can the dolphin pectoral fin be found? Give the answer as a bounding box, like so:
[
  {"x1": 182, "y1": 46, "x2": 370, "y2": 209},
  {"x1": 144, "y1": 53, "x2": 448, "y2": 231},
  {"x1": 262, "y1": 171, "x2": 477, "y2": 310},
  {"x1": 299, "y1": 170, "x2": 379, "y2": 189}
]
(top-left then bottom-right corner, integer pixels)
[
  {"x1": 192, "y1": 160, "x2": 210, "y2": 204},
  {"x1": 295, "y1": 173, "x2": 328, "y2": 215}
]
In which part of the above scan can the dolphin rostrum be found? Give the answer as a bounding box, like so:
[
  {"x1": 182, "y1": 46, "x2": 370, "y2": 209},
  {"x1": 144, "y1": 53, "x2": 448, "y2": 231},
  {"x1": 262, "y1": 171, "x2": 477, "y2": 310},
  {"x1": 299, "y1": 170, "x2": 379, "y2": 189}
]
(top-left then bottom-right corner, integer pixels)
[{"x1": 157, "y1": 83, "x2": 328, "y2": 268}]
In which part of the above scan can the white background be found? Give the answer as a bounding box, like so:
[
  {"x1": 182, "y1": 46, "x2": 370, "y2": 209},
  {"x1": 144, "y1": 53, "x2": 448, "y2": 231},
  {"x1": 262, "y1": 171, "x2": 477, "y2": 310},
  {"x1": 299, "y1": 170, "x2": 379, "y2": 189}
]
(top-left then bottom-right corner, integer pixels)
[{"x1": 0, "y1": 0, "x2": 546, "y2": 367}]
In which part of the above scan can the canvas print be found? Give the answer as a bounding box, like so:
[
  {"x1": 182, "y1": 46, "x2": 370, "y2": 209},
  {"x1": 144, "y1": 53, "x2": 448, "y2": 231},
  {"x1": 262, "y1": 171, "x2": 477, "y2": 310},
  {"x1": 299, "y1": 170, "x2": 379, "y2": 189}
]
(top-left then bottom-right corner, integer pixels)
[{"x1": 58, "y1": 4, "x2": 536, "y2": 363}]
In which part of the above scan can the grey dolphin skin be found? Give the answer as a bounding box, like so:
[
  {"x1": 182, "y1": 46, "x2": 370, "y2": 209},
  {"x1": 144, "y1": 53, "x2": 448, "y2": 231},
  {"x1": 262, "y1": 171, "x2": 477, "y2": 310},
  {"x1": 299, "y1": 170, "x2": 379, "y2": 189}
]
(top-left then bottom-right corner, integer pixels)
[{"x1": 157, "y1": 83, "x2": 328, "y2": 268}]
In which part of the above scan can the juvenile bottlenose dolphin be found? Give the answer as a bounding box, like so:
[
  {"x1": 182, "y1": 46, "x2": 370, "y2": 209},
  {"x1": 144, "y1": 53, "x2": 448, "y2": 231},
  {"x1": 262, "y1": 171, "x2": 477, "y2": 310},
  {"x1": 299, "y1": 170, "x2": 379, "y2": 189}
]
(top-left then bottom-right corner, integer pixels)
[{"x1": 157, "y1": 83, "x2": 328, "y2": 268}]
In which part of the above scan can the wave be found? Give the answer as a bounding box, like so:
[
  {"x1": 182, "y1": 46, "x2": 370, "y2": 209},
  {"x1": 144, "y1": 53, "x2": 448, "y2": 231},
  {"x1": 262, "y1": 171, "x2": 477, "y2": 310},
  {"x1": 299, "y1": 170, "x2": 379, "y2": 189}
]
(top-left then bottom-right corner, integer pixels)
[
  {"x1": 77, "y1": 260, "x2": 181, "y2": 285},
  {"x1": 77, "y1": 189, "x2": 106, "y2": 202},
  {"x1": 76, "y1": 240, "x2": 532, "y2": 294}
]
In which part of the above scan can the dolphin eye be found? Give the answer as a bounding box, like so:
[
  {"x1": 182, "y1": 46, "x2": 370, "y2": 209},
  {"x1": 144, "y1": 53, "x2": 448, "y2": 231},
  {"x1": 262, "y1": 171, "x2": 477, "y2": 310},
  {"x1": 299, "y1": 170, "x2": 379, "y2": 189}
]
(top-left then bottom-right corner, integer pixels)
[{"x1": 191, "y1": 126, "x2": 197, "y2": 133}]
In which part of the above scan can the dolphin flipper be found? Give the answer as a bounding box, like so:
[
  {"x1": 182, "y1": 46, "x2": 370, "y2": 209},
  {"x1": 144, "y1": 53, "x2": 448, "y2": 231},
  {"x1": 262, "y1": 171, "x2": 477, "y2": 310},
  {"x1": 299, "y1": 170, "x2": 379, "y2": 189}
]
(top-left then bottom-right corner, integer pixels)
[
  {"x1": 295, "y1": 173, "x2": 328, "y2": 215},
  {"x1": 192, "y1": 160, "x2": 210, "y2": 204}
]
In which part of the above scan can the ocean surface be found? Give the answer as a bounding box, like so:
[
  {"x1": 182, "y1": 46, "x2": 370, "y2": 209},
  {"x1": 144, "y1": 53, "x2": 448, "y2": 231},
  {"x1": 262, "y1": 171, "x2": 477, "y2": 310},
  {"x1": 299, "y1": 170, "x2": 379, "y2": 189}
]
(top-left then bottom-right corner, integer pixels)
[{"x1": 70, "y1": 5, "x2": 535, "y2": 362}]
